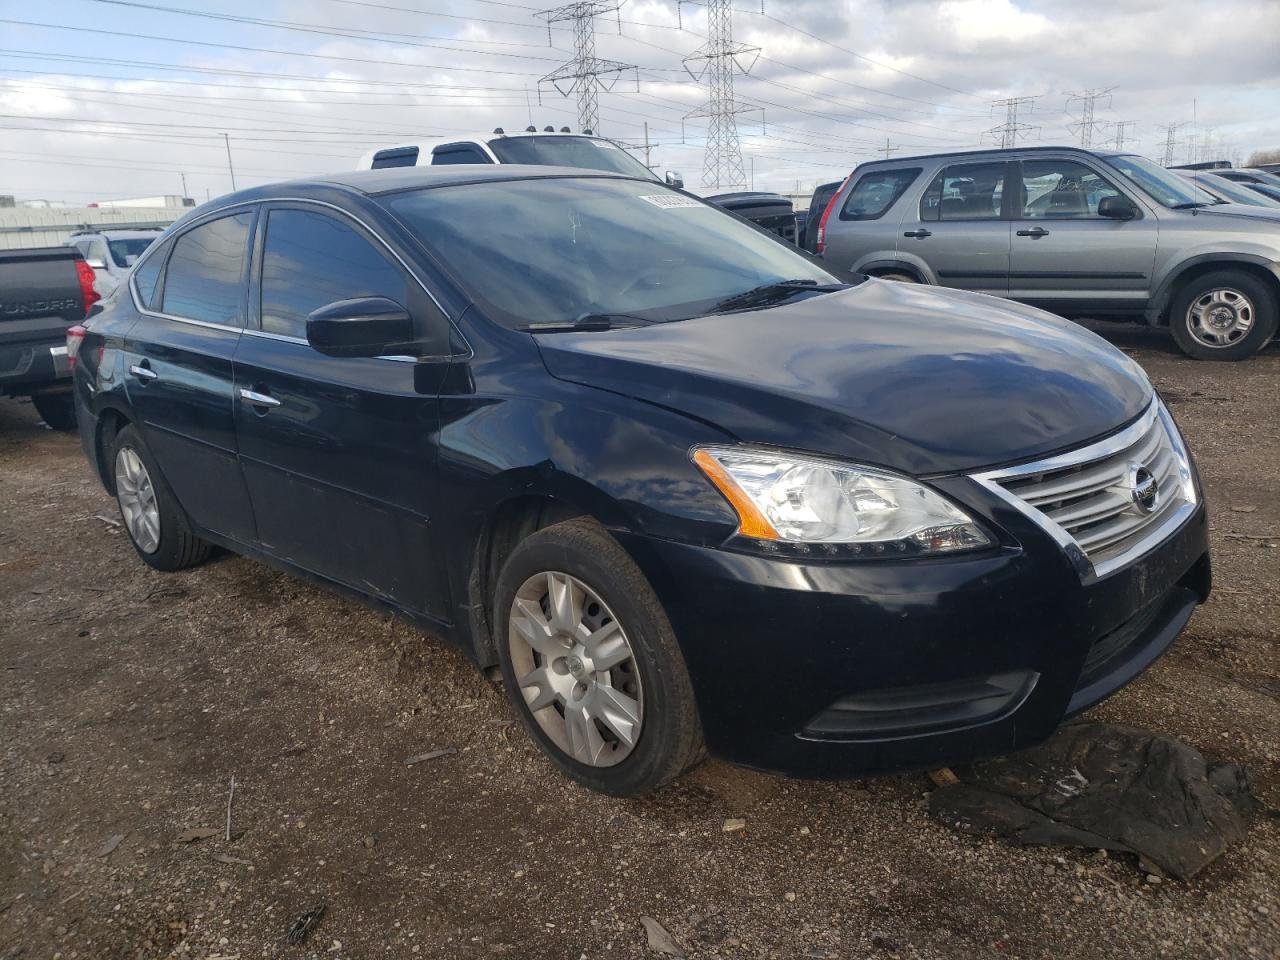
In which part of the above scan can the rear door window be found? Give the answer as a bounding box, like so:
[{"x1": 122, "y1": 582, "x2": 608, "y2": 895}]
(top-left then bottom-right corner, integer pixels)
[
  {"x1": 840, "y1": 168, "x2": 921, "y2": 220},
  {"x1": 921, "y1": 162, "x2": 1008, "y2": 221},
  {"x1": 259, "y1": 208, "x2": 410, "y2": 339},
  {"x1": 160, "y1": 212, "x2": 254, "y2": 326},
  {"x1": 371, "y1": 146, "x2": 419, "y2": 169}
]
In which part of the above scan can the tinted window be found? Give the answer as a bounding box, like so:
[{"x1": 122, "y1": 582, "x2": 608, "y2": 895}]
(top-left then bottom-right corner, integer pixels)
[
  {"x1": 487, "y1": 136, "x2": 657, "y2": 179},
  {"x1": 371, "y1": 146, "x2": 419, "y2": 169},
  {"x1": 839, "y1": 168, "x2": 920, "y2": 220},
  {"x1": 432, "y1": 145, "x2": 493, "y2": 165},
  {"x1": 921, "y1": 162, "x2": 1007, "y2": 221},
  {"x1": 108, "y1": 237, "x2": 155, "y2": 268},
  {"x1": 1020, "y1": 160, "x2": 1122, "y2": 218},
  {"x1": 131, "y1": 239, "x2": 169, "y2": 310},
  {"x1": 161, "y1": 212, "x2": 253, "y2": 326},
  {"x1": 384, "y1": 177, "x2": 836, "y2": 329},
  {"x1": 260, "y1": 208, "x2": 408, "y2": 339}
]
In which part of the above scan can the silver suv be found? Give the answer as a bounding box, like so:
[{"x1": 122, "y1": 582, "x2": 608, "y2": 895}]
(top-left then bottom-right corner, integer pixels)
[{"x1": 818, "y1": 146, "x2": 1280, "y2": 360}]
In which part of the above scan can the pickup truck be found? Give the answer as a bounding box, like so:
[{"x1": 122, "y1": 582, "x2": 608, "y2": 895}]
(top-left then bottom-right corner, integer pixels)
[{"x1": 1, "y1": 247, "x2": 99, "y2": 429}]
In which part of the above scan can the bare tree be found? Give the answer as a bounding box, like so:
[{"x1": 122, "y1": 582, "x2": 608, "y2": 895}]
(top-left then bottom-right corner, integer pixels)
[{"x1": 1246, "y1": 148, "x2": 1280, "y2": 166}]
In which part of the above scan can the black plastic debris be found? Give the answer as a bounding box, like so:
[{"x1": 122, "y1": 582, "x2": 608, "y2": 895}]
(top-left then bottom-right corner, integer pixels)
[
  {"x1": 286, "y1": 903, "x2": 326, "y2": 945},
  {"x1": 928, "y1": 721, "x2": 1258, "y2": 880}
]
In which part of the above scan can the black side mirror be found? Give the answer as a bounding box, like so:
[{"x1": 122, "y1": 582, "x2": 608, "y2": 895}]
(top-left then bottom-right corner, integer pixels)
[
  {"x1": 665, "y1": 170, "x2": 685, "y2": 190},
  {"x1": 306, "y1": 297, "x2": 417, "y2": 358},
  {"x1": 1098, "y1": 195, "x2": 1139, "y2": 220}
]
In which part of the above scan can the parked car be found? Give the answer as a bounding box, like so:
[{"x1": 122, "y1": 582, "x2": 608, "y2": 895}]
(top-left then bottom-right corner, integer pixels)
[
  {"x1": 1210, "y1": 168, "x2": 1280, "y2": 205},
  {"x1": 1174, "y1": 169, "x2": 1280, "y2": 209},
  {"x1": 1, "y1": 247, "x2": 99, "y2": 429},
  {"x1": 72, "y1": 165, "x2": 1210, "y2": 796},
  {"x1": 818, "y1": 146, "x2": 1280, "y2": 360},
  {"x1": 66, "y1": 229, "x2": 162, "y2": 297},
  {"x1": 799, "y1": 180, "x2": 845, "y2": 253},
  {"x1": 358, "y1": 128, "x2": 801, "y2": 242},
  {"x1": 358, "y1": 127, "x2": 678, "y2": 185},
  {"x1": 704, "y1": 191, "x2": 798, "y2": 243}
]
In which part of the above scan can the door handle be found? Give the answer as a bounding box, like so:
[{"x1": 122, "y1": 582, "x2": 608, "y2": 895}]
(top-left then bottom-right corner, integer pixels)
[
  {"x1": 129, "y1": 362, "x2": 157, "y2": 381},
  {"x1": 239, "y1": 388, "x2": 281, "y2": 409},
  {"x1": 903, "y1": 229, "x2": 933, "y2": 239},
  {"x1": 1016, "y1": 227, "x2": 1050, "y2": 238}
]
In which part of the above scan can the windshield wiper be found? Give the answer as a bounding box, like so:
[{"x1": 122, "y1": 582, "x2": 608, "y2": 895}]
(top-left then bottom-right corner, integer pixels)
[
  {"x1": 520, "y1": 312, "x2": 652, "y2": 334},
  {"x1": 706, "y1": 279, "x2": 846, "y2": 315},
  {"x1": 1170, "y1": 201, "x2": 1211, "y2": 209}
]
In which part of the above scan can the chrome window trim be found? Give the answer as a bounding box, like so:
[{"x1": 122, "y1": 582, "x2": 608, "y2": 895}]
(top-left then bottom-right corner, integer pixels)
[
  {"x1": 970, "y1": 398, "x2": 1198, "y2": 581},
  {"x1": 240, "y1": 327, "x2": 415, "y2": 362},
  {"x1": 128, "y1": 196, "x2": 467, "y2": 360}
]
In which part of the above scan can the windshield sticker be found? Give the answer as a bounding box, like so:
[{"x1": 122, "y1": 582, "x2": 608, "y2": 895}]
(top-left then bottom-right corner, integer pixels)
[{"x1": 638, "y1": 194, "x2": 707, "y2": 209}]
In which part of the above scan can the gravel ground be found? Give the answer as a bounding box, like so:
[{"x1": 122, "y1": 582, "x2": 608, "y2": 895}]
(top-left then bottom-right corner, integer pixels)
[{"x1": 1, "y1": 324, "x2": 1277, "y2": 960}]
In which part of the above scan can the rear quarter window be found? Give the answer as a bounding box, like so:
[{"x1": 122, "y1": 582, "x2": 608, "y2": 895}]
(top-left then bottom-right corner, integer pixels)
[
  {"x1": 131, "y1": 239, "x2": 170, "y2": 310},
  {"x1": 839, "y1": 168, "x2": 921, "y2": 220}
]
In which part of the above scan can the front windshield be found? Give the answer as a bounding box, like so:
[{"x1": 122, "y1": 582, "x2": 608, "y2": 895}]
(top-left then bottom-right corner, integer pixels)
[
  {"x1": 1103, "y1": 154, "x2": 1208, "y2": 207},
  {"x1": 108, "y1": 237, "x2": 155, "y2": 268},
  {"x1": 385, "y1": 177, "x2": 838, "y2": 328},
  {"x1": 487, "y1": 136, "x2": 658, "y2": 181},
  {"x1": 1197, "y1": 174, "x2": 1280, "y2": 207}
]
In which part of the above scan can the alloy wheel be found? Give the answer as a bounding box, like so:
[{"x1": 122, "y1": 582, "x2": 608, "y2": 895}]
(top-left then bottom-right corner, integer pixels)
[
  {"x1": 115, "y1": 446, "x2": 161, "y2": 554},
  {"x1": 1186, "y1": 287, "x2": 1255, "y2": 348},
  {"x1": 508, "y1": 571, "x2": 643, "y2": 767}
]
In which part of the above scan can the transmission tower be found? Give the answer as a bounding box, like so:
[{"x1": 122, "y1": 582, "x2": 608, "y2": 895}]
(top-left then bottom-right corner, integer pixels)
[
  {"x1": 1065, "y1": 87, "x2": 1115, "y2": 148},
  {"x1": 535, "y1": 2, "x2": 637, "y2": 134},
  {"x1": 986, "y1": 96, "x2": 1038, "y2": 148},
  {"x1": 1161, "y1": 121, "x2": 1186, "y2": 166},
  {"x1": 1110, "y1": 119, "x2": 1138, "y2": 150},
  {"x1": 678, "y1": 0, "x2": 762, "y2": 190}
]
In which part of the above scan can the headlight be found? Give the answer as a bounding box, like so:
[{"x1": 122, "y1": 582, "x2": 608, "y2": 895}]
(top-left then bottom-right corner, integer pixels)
[{"x1": 693, "y1": 446, "x2": 991, "y2": 555}]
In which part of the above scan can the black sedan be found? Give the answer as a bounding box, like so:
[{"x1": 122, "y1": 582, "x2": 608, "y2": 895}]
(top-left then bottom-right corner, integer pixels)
[{"x1": 70, "y1": 166, "x2": 1210, "y2": 796}]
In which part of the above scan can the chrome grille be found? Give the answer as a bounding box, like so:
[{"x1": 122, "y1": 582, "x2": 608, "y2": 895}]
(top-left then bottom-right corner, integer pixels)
[{"x1": 972, "y1": 401, "x2": 1198, "y2": 579}]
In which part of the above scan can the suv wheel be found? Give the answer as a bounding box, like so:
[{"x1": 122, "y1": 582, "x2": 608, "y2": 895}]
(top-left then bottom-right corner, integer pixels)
[
  {"x1": 111, "y1": 424, "x2": 212, "y2": 571},
  {"x1": 31, "y1": 392, "x2": 76, "y2": 431},
  {"x1": 874, "y1": 272, "x2": 918, "y2": 283},
  {"x1": 1170, "y1": 269, "x2": 1278, "y2": 360},
  {"x1": 494, "y1": 517, "x2": 704, "y2": 796}
]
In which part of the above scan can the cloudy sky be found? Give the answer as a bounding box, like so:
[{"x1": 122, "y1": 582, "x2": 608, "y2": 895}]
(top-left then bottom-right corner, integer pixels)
[{"x1": 1, "y1": 0, "x2": 1278, "y2": 205}]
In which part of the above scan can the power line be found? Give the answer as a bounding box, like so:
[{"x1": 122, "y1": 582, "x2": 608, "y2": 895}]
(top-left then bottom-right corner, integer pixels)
[
  {"x1": 535, "y1": 2, "x2": 638, "y2": 134},
  {"x1": 986, "y1": 96, "x2": 1038, "y2": 148},
  {"x1": 1065, "y1": 87, "x2": 1114, "y2": 148},
  {"x1": 679, "y1": 0, "x2": 762, "y2": 189}
]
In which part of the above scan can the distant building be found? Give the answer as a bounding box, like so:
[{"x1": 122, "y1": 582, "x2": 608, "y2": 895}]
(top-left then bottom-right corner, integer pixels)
[
  {"x1": 0, "y1": 195, "x2": 14, "y2": 209},
  {"x1": 0, "y1": 205, "x2": 184, "y2": 250},
  {"x1": 95, "y1": 195, "x2": 196, "y2": 209}
]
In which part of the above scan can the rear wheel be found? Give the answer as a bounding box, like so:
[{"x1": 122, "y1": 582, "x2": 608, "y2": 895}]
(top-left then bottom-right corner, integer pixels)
[
  {"x1": 31, "y1": 392, "x2": 76, "y2": 431},
  {"x1": 110, "y1": 424, "x2": 212, "y2": 571},
  {"x1": 873, "y1": 272, "x2": 918, "y2": 283},
  {"x1": 1170, "y1": 269, "x2": 1277, "y2": 361},
  {"x1": 494, "y1": 517, "x2": 703, "y2": 796}
]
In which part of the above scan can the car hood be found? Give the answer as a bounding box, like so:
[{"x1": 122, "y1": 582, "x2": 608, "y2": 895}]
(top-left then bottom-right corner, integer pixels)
[
  {"x1": 1190, "y1": 204, "x2": 1280, "y2": 224},
  {"x1": 536, "y1": 280, "x2": 1153, "y2": 476}
]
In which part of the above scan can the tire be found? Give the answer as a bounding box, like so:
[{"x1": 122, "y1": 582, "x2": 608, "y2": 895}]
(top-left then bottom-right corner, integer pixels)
[
  {"x1": 110, "y1": 424, "x2": 212, "y2": 572},
  {"x1": 1169, "y1": 269, "x2": 1278, "y2": 361},
  {"x1": 494, "y1": 517, "x2": 704, "y2": 796},
  {"x1": 874, "y1": 272, "x2": 918, "y2": 283},
  {"x1": 32, "y1": 392, "x2": 77, "y2": 431}
]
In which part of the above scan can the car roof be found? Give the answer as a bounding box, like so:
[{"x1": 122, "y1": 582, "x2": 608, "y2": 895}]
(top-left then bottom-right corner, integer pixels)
[
  {"x1": 68, "y1": 228, "x2": 165, "y2": 240},
  {"x1": 855, "y1": 145, "x2": 1127, "y2": 168},
  {"x1": 192, "y1": 166, "x2": 639, "y2": 215}
]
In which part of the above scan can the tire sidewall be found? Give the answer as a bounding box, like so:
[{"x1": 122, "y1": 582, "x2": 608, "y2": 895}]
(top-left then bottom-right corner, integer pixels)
[
  {"x1": 1170, "y1": 270, "x2": 1278, "y2": 361},
  {"x1": 110, "y1": 424, "x2": 201, "y2": 571},
  {"x1": 493, "y1": 520, "x2": 698, "y2": 796}
]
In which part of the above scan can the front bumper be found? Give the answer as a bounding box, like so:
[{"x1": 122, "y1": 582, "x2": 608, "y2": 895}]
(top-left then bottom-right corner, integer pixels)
[{"x1": 616, "y1": 497, "x2": 1209, "y2": 779}]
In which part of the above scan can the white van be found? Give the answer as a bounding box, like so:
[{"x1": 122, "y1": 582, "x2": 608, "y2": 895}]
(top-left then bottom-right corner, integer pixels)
[{"x1": 357, "y1": 127, "x2": 683, "y2": 188}]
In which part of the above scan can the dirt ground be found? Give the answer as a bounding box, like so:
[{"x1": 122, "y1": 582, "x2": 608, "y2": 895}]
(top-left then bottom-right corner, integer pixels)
[{"x1": 1, "y1": 324, "x2": 1277, "y2": 960}]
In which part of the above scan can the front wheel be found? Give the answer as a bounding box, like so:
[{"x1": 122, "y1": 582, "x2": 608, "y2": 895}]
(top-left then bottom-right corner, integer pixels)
[
  {"x1": 1169, "y1": 269, "x2": 1278, "y2": 361},
  {"x1": 494, "y1": 518, "x2": 703, "y2": 796}
]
